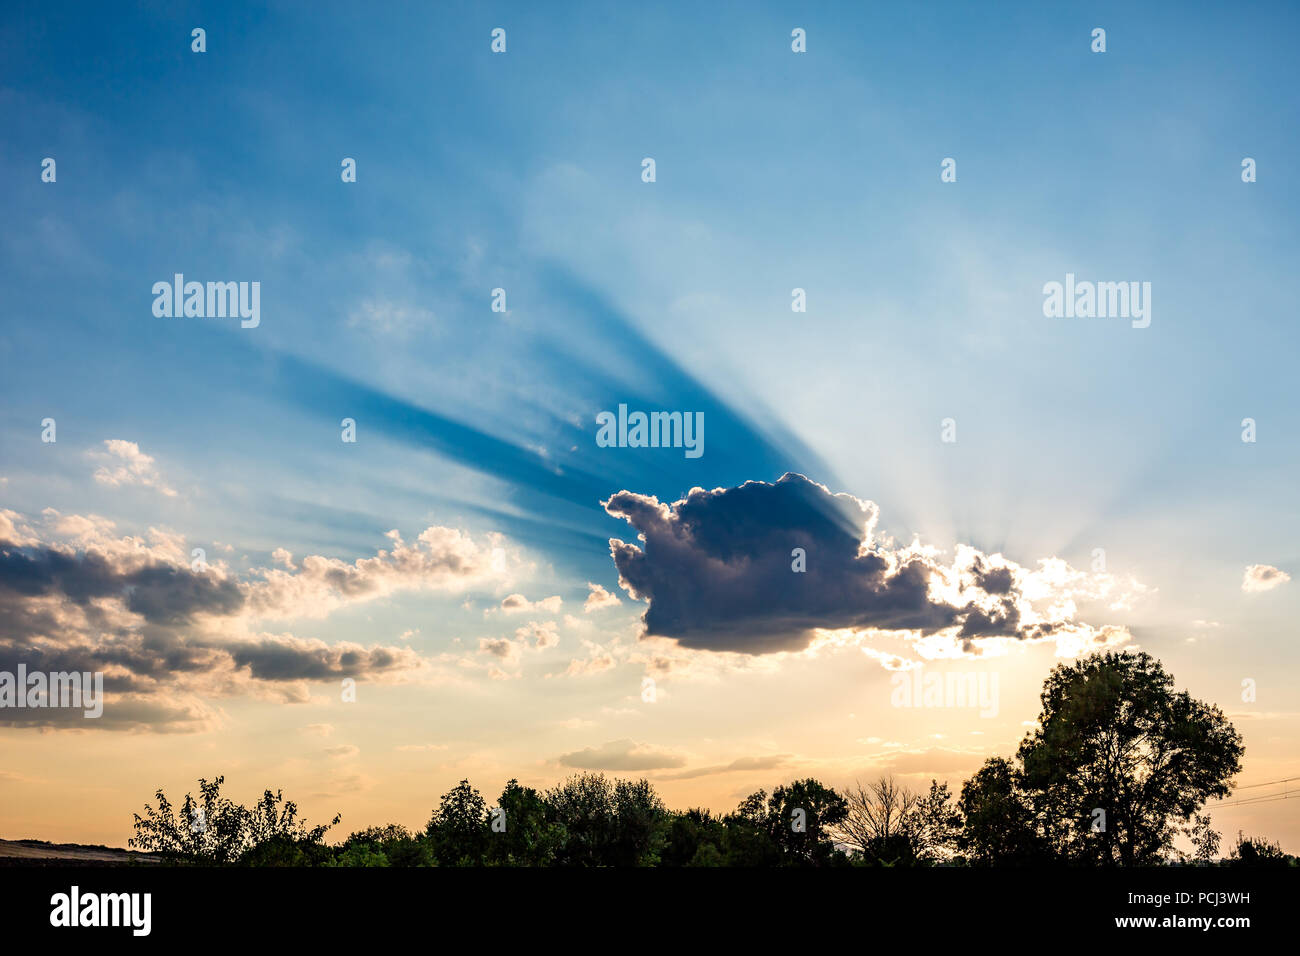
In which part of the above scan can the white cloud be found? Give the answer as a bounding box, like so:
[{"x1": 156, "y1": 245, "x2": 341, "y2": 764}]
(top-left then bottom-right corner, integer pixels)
[
  {"x1": 1242, "y1": 564, "x2": 1290, "y2": 593},
  {"x1": 89, "y1": 440, "x2": 177, "y2": 497},
  {"x1": 245, "y1": 526, "x2": 522, "y2": 620},
  {"x1": 492, "y1": 593, "x2": 562, "y2": 615},
  {"x1": 584, "y1": 582, "x2": 622, "y2": 612}
]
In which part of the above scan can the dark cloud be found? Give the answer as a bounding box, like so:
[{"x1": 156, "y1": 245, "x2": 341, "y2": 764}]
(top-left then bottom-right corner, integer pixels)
[
  {"x1": 971, "y1": 559, "x2": 1014, "y2": 595},
  {"x1": 604, "y1": 473, "x2": 1069, "y2": 654},
  {"x1": 225, "y1": 637, "x2": 418, "y2": 682},
  {"x1": 0, "y1": 691, "x2": 217, "y2": 733},
  {"x1": 0, "y1": 531, "x2": 427, "y2": 731},
  {"x1": 0, "y1": 545, "x2": 244, "y2": 625}
]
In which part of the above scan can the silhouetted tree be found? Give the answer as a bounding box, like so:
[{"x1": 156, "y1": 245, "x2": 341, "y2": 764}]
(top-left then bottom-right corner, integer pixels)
[
  {"x1": 661, "y1": 809, "x2": 727, "y2": 867},
  {"x1": 611, "y1": 777, "x2": 668, "y2": 866},
  {"x1": 426, "y1": 779, "x2": 490, "y2": 865},
  {"x1": 769, "y1": 778, "x2": 849, "y2": 866},
  {"x1": 333, "y1": 824, "x2": 433, "y2": 867},
  {"x1": 487, "y1": 779, "x2": 566, "y2": 866},
  {"x1": 720, "y1": 790, "x2": 783, "y2": 866},
  {"x1": 545, "y1": 772, "x2": 616, "y2": 866},
  {"x1": 1017, "y1": 651, "x2": 1243, "y2": 865},
  {"x1": 1226, "y1": 831, "x2": 1295, "y2": 867},
  {"x1": 910, "y1": 780, "x2": 962, "y2": 863},
  {"x1": 543, "y1": 772, "x2": 667, "y2": 866},
  {"x1": 129, "y1": 775, "x2": 338, "y2": 865},
  {"x1": 958, "y1": 758, "x2": 1049, "y2": 865},
  {"x1": 839, "y1": 777, "x2": 915, "y2": 863},
  {"x1": 724, "y1": 779, "x2": 848, "y2": 867},
  {"x1": 957, "y1": 652, "x2": 1243, "y2": 866},
  {"x1": 1183, "y1": 813, "x2": 1221, "y2": 865}
]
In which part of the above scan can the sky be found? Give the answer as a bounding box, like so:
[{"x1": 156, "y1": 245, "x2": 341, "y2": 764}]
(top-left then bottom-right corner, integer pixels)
[{"x1": 2, "y1": 0, "x2": 1298, "y2": 850}]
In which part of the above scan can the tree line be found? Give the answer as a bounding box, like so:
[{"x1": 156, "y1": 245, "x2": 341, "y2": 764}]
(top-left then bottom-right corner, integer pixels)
[{"x1": 128, "y1": 651, "x2": 1295, "y2": 867}]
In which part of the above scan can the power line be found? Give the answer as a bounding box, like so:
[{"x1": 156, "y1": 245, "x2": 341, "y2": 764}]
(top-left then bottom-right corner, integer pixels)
[
  {"x1": 1228, "y1": 775, "x2": 1300, "y2": 791},
  {"x1": 1210, "y1": 792, "x2": 1298, "y2": 810},
  {"x1": 1203, "y1": 774, "x2": 1300, "y2": 808}
]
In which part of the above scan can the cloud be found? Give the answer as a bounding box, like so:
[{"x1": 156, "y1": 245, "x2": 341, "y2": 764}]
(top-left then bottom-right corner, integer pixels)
[
  {"x1": 224, "y1": 634, "x2": 423, "y2": 681},
  {"x1": 584, "y1": 582, "x2": 622, "y2": 612},
  {"x1": 0, "y1": 689, "x2": 222, "y2": 733},
  {"x1": 347, "y1": 299, "x2": 437, "y2": 336},
  {"x1": 515, "y1": 620, "x2": 559, "y2": 649},
  {"x1": 604, "y1": 473, "x2": 1138, "y2": 656},
  {"x1": 552, "y1": 639, "x2": 618, "y2": 678},
  {"x1": 660, "y1": 755, "x2": 791, "y2": 780},
  {"x1": 1242, "y1": 564, "x2": 1289, "y2": 593},
  {"x1": 245, "y1": 526, "x2": 518, "y2": 620},
  {"x1": 494, "y1": 593, "x2": 562, "y2": 615},
  {"x1": 478, "y1": 637, "x2": 518, "y2": 662},
  {"x1": 474, "y1": 620, "x2": 560, "y2": 669},
  {"x1": 872, "y1": 746, "x2": 990, "y2": 776},
  {"x1": 556, "y1": 738, "x2": 686, "y2": 771},
  {"x1": 0, "y1": 508, "x2": 521, "y2": 730},
  {"x1": 89, "y1": 440, "x2": 177, "y2": 497}
]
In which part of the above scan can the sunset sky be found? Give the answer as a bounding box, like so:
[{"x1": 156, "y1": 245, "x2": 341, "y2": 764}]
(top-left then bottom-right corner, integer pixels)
[{"x1": 2, "y1": 2, "x2": 1298, "y2": 850}]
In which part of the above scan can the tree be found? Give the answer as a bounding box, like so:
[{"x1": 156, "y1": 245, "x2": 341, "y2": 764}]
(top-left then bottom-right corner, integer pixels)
[
  {"x1": 335, "y1": 824, "x2": 434, "y2": 867},
  {"x1": 838, "y1": 776, "x2": 918, "y2": 865},
  {"x1": 611, "y1": 778, "x2": 668, "y2": 866},
  {"x1": 1017, "y1": 651, "x2": 1243, "y2": 865},
  {"x1": 426, "y1": 779, "x2": 489, "y2": 865},
  {"x1": 750, "y1": 778, "x2": 849, "y2": 867},
  {"x1": 245, "y1": 787, "x2": 340, "y2": 847},
  {"x1": 129, "y1": 775, "x2": 248, "y2": 863},
  {"x1": 957, "y1": 758, "x2": 1048, "y2": 865},
  {"x1": 661, "y1": 809, "x2": 726, "y2": 867},
  {"x1": 836, "y1": 777, "x2": 959, "y2": 865},
  {"x1": 908, "y1": 780, "x2": 962, "y2": 864},
  {"x1": 545, "y1": 772, "x2": 617, "y2": 867},
  {"x1": 956, "y1": 652, "x2": 1244, "y2": 866},
  {"x1": 720, "y1": 790, "x2": 783, "y2": 867},
  {"x1": 487, "y1": 779, "x2": 566, "y2": 866},
  {"x1": 129, "y1": 775, "x2": 339, "y2": 865},
  {"x1": 1226, "y1": 831, "x2": 1295, "y2": 867},
  {"x1": 543, "y1": 773, "x2": 668, "y2": 866}
]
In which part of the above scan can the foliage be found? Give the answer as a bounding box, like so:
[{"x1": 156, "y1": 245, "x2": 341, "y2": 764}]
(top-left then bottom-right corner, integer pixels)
[
  {"x1": 958, "y1": 651, "x2": 1243, "y2": 866},
  {"x1": 129, "y1": 775, "x2": 339, "y2": 865},
  {"x1": 125, "y1": 655, "x2": 1279, "y2": 867}
]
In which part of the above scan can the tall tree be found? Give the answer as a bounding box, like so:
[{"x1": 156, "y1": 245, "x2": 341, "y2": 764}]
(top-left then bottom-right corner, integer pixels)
[
  {"x1": 545, "y1": 772, "x2": 617, "y2": 866},
  {"x1": 611, "y1": 777, "x2": 668, "y2": 866},
  {"x1": 488, "y1": 779, "x2": 566, "y2": 866},
  {"x1": 764, "y1": 778, "x2": 849, "y2": 866},
  {"x1": 426, "y1": 778, "x2": 489, "y2": 865},
  {"x1": 958, "y1": 651, "x2": 1243, "y2": 865},
  {"x1": 1017, "y1": 651, "x2": 1242, "y2": 865}
]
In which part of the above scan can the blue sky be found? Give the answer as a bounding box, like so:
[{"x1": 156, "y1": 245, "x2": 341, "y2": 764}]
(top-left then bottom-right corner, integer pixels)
[{"x1": 2, "y1": 1, "x2": 1298, "y2": 846}]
